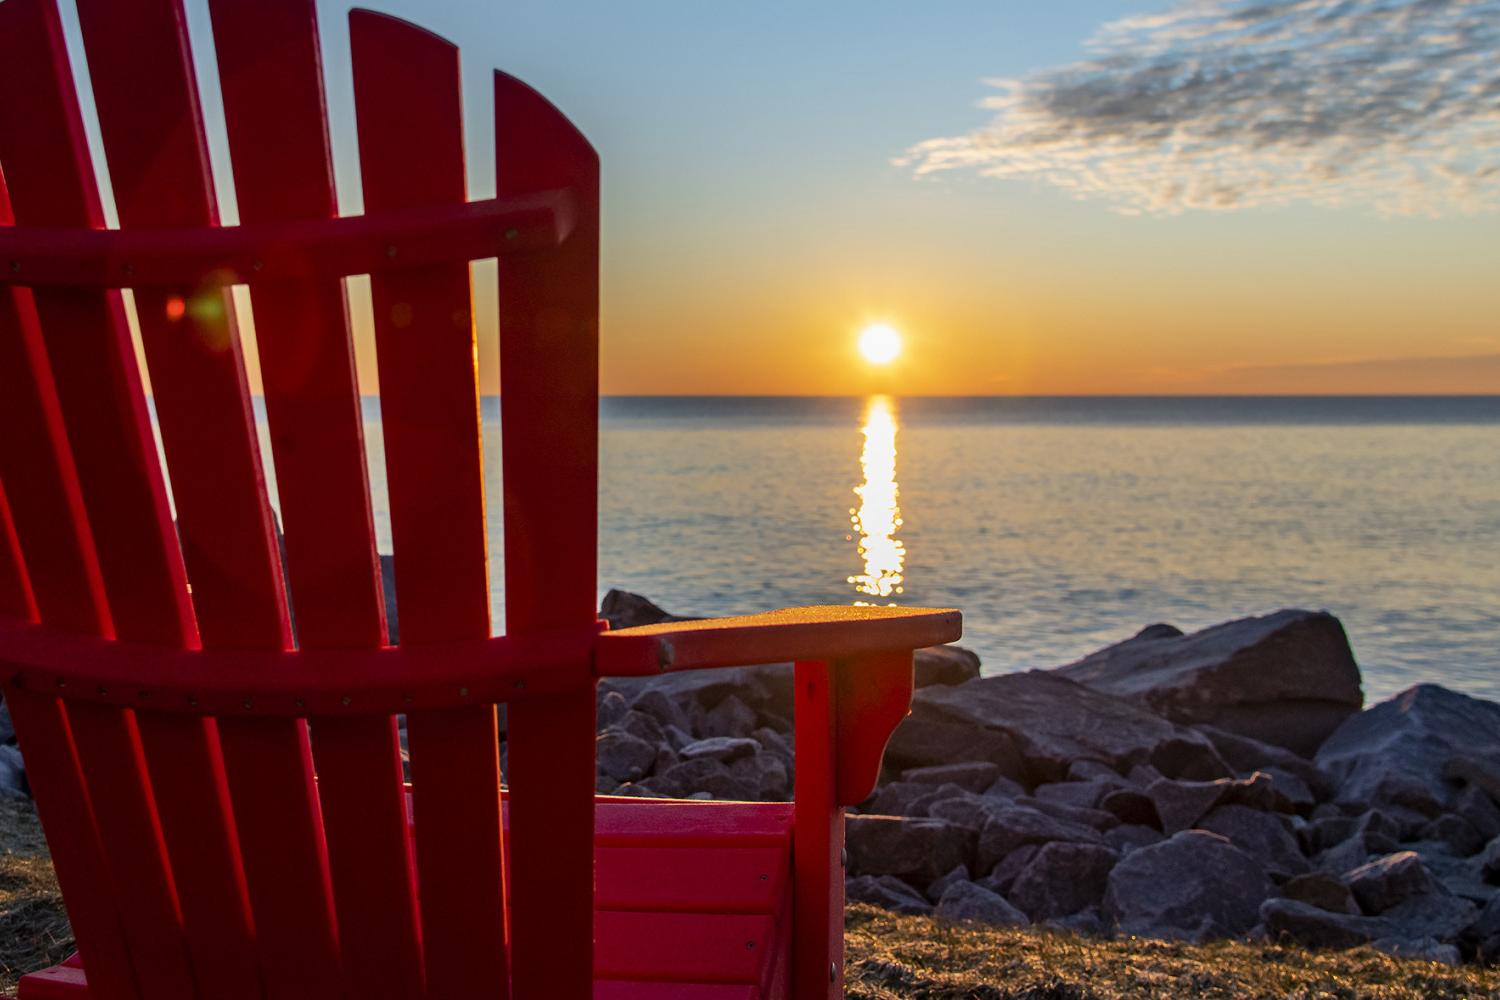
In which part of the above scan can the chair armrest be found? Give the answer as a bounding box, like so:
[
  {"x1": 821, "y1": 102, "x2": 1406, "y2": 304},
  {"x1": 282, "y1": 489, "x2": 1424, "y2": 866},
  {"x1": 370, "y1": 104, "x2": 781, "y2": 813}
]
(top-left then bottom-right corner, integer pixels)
[{"x1": 593, "y1": 604, "x2": 961, "y2": 675}]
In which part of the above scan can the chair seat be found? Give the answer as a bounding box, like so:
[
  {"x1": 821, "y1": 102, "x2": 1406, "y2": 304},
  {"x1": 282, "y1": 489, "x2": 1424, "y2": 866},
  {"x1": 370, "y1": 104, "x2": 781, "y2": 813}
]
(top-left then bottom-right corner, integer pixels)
[{"x1": 20, "y1": 796, "x2": 795, "y2": 1000}]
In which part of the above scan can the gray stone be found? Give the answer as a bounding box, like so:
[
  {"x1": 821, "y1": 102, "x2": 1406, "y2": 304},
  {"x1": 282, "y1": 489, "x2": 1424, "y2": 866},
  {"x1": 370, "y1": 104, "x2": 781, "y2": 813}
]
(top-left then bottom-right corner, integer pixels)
[
  {"x1": 884, "y1": 715, "x2": 1027, "y2": 781},
  {"x1": 750, "y1": 727, "x2": 793, "y2": 766},
  {"x1": 1056, "y1": 610, "x2": 1362, "y2": 756},
  {"x1": 596, "y1": 729, "x2": 659, "y2": 783},
  {"x1": 1261, "y1": 898, "x2": 1386, "y2": 948},
  {"x1": 901, "y1": 761, "x2": 1000, "y2": 793},
  {"x1": 980, "y1": 844, "x2": 1040, "y2": 896},
  {"x1": 1419, "y1": 814, "x2": 1486, "y2": 857},
  {"x1": 1454, "y1": 785, "x2": 1500, "y2": 842},
  {"x1": 700, "y1": 694, "x2": 757, "y2": 739},
  {"x1": 912, "y1": 669, "x2": 1230, "y2": 785},
  {"x1": 1196, "y1": 804, "x2": 1309, "y2": 878},
  {"x1": 1260, "y1": 767, "x2": 1317, "y2": 814},
  {"x1": 1008, "y1": 842, "x2": 1119, "y2": 920},
  {"x1": 1445, "y1": 751, "x2": 1500, "y2": 805},
  {"x1": 1463, "y1": 894, "x2": 1500, "y2": 963},
  {"x1": 1104, "y1": 824, "x2": 1164, "y2": 854},
  {"x1": 934, "y1": 880, "x2": 1029, "y2": 926},
  {"x1": 1147, "y1": 778, "x2": 1228, "y2": 834},
  {"x1": 728, "y1": 753, "x2": 789, "y2": 801},
  {"x1": 1068, "y1": 759, "x2": 1130, "y2": 786},
  {"x1": 1346, "y1": 852, "x2": 1437, "y2": 914},
  {"x1": 0, "y1": 743, "x2": 24, "y2": 800},
  {"x1": 1318, "y1": 684, "x2": 1500, "y2": 816},
  {"x1": 1194, "y1": 724, "x2": 1334, "y2": 799},
  {"x1": 984, "y1": 775, "x2": 1027, "y2": 801},
  {"x1": 630, "y1": 688, "x2": 694, "y2": 736},
  {"x1": 679, "y1": 737, "x2": 761, "y2": 764},
  {"x1": 925, "y1": 864, "x2": 972, "y2": 904},
  {"x1": 660, "y1": 758, "x2": 757, "y2": 801},
  {"x1": 1100, "y1": 789, "x2": 1160, "y2": 829},
  {"x1": 1383, "y1": 890, "x2": 1477, "y2": 942},
  {"x1": 913, "y1": 645, "x2": 981, "y2": 688},
  {"x1": 865, "y1": 781, "x2": 938, "y2": 817},
  {"x1": 1016, "y1": 796, "x2": 1119, "y2": 832},
  {"x1": 1482, "y1": 835, "x2": 1500, "y2": 881},
  {"x1": 927, "y1": 793, "x2": 1002, "y2": 832},
  {"x1": 653, "y1": 745, "x2": 679, "y2": 776},
  {"x1": 975, "y1": 806, "x2": 1103, "y2": 875},
  {"x1": 1104, "y1": 831, "x2": 1274, "y2": 942},
  {"x1": 617, "y1": 710, "x2": 667, "y2": 748},
  {"x1": 845, "y1": 815, "x2": 974, "y2": 888},
  {"x1": 597, "y1": 690, "x2": 629, "y2": 729},
  {"x1": 1370, "y1": 937, "x2": 1462, "y2": 966},
  {"x1": 845, "y1": 874, "x2": 933, "y2": 915},
  {"x1": 600, "y1": 588, "x2": 689, "y2": 629},
  {"x1": 1034, "y1": 780, "x2": 1110, "y2": 810},
  {"x1": 0, "y1": 697, "x2": 15, "y2": 745},
  {"x1": 1282, "y1": 872, "x2": 1360, "y2": 914}
]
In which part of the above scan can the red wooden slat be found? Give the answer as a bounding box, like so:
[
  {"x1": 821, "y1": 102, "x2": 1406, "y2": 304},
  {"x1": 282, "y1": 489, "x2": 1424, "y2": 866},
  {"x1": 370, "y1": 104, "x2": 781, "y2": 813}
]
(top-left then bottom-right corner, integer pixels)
[
  {"x1": 595, "y1": 846, "x2": 788, "y2": 914},
  {"x1": 0, "y1": 7, "x2": 264, "y2": 996},
  {"x1": 594, "y1": 911, "x2": 776, "y2": 984},
  {"x1": 492, "y1": 68, "x2": 602, "y2": 1000},
  {"x1": 349, "y1": 12, "x2": 506, "y2": 999},
  {"x1": 70, "y1": 2, "x2": 342, "y2": 997},
  {"x1": 594, "y1": 983, "x2": 760, "y2": 1000},
  {"x1": 0, "y1": 482, "x2": 37, "y2": 621},
  {"x1": 792, "y1": 661, "x2": 840, "y2": 1000},
  {"x1": 206, "y1": 3, "x2": 422, "y2": 995}
]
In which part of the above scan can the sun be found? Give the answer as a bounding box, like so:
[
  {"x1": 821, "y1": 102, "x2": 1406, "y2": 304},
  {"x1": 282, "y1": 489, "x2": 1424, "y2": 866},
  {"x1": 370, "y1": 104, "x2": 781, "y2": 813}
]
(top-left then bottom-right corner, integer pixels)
[{"x1": 858, "y1": 323, "x2": 902, "y2": 365}]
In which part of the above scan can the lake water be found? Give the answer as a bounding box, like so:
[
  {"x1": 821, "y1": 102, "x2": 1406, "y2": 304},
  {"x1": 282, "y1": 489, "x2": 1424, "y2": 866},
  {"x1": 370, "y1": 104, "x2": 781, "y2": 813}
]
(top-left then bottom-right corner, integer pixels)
[{"x1": 269, "y1": 396, "x2": 1500, "y2": 706}]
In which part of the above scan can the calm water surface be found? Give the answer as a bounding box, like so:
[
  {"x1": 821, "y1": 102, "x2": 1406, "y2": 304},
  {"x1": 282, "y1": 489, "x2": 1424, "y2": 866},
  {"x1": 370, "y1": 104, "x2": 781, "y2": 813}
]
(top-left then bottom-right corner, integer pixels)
[{"x1": 264, "y1": 396, "x2": 1500, "y2": 705}]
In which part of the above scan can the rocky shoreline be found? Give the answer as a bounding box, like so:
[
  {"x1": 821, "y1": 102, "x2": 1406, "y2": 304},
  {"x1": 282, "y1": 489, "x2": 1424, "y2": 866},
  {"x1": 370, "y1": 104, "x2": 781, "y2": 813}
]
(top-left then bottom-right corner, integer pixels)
[
  {"x1": 591, "y1": 590, "x2": 1500, "y2": 966},
  {"x1": 4, "y1": 590, "x2": 1500, "y2": 967}
]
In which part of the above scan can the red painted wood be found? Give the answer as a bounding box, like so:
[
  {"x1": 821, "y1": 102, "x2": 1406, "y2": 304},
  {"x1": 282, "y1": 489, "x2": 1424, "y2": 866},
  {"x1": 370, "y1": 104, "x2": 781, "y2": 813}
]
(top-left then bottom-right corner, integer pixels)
[
  {"x1": 207, "y1": 4, "x2": 423, "y2": 993},
  {"x1": 792, "y1": 661, "x2": 841, "y2": 1000},
  {"x1": 0, "y1": 193, "x2": 574, "y2": 289},
  {"x1": 0, "y1": 9, "x2": 262, "y2": 996},
  {"x1": 492, "y1": 67, "x2": 603, "y2": 1000},
  {"x1": 70, "y1": 2, "x2": 342, "y2": 996},
  {"x1": 595, "y1": 911, "x2": 776, "y2": 984},
  {"x1": 834, "y1": 651, "x2": 915, "y2": 806},
  {"x1": 349, "y1": 12, "x2": 506, "y2": 998},
  {"x1": 595, "y1": 846, "x2": 788, "y2": 914},
  {"x1": 0, "y1": 483, "x2": 37, "y2": 621},
  {"x1": 594, "y1": 985, "x2": 759, "y2": 1000},
  {"x1": 596, "y1": 605, "x2": 962, "y2": 675},
  {"x1": 0, "y1": 615, "x2": 594, "y2": 715}
]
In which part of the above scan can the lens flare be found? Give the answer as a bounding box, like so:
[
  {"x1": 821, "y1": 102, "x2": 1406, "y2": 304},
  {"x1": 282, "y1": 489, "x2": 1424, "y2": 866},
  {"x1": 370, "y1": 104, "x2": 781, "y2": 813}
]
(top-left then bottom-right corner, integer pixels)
[{"x1": 848, "y1": 395, "x2": 905, "y2": 604}]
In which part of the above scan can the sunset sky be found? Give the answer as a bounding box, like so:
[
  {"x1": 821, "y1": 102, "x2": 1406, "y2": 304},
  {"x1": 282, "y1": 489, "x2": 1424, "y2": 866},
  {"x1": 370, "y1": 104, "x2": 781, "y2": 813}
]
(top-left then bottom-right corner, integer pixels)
[{"x1": 68, "y1": 0, "x2": 1500, "y2": 395}]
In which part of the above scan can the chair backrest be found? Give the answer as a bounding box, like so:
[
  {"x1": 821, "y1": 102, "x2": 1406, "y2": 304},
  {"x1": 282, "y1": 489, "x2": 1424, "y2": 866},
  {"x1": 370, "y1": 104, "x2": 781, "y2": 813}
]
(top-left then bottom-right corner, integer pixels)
[{"x1": 0, "y1": 2, "x2": 600, "y2": 997}]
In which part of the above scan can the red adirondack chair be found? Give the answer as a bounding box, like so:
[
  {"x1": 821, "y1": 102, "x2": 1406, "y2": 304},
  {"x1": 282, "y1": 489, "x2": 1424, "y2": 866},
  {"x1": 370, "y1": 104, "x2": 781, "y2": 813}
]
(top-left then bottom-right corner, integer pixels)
[{"x1": 0, "y1": 2, "x2": 961, "y2": 997}]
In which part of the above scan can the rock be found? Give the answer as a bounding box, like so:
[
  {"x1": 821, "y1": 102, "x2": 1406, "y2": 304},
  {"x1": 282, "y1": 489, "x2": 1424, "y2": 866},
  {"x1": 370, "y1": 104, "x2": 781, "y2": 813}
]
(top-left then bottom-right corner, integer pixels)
[
  {"x1": 980, "y1": 845, "x2": 1040, "y2": 896},
  {"x1": 1412, "y1": 844, "x2": 1494, "y2": 904},
  {"x1": 1370, "y1": 937, "x2": 1462, "y2": 965},
  {"x1": 660, "y1": 758, "x2": 757, "y2": 801},
  {"x1": 1100, "y1": 789, "x2": 1160, "y2": 829},
  {"x1": 653, "y1": 745, "x2": 679, "y2": 776},
  {"x1": 1008, "y1": 842, "x2": 1119, "y2": 920},
  {"x1": 1382, "y1": 891, "x2": 1477, "y2": 942},
  {"x1": 1260, "y1": 767, "x2": 1317, "y2": 814},
  {"x1": 0, "y1": 744, "x2": 25, "y2": 799},
  {"x1": 1055, "y1": 610, "x2": 1362, "y2": 756},
  {"x1": 1445, "y1": 751, "x2": 1500, "y2": 805},
  {"x1": 1454, "y1": 785, "x2": 1500, "y2": 842},
  {"x1": 1147, "y1": 778, "x2": 1229, "y2": 834},
  {"x1": 1104, "y1": 831, "x2": 1274, "y2": 941},
  {"x1": 596, "y1": 729, "x2": 658, "y2": 783},
  {"x1": 700, "y1": 694, "x2": 757, "y2": 739},
  {"x1": 1420, "y1": 814, "x2": 1486, "y2": 857},
  {"x1": 1016, "y1": 796, "x2": 1118, "y2": 832},
  {"x1": 0, "y1": 697, "x2": 14, "y2": 745},
  {"x1": 975, "y1": 806, "x2": 1103, "y2": 875},
  {"x1": 662, "y1": 724, "x2": 695, "y2": 753},
  {"x1": 925, "y1": 864, "x2": 972, "y2": 904},
  {"x1": 845, "y1": 875, "x2": 933, "y2": 915},
  {"x1": 679, "y1": 736, "x2": 761, "y2": 764},
  {"x1": 1104, "y1": 824, "x2": 1164, "y2": 854},
  {"x1": 1260, "y1": 898, "x2": 1386, "y2": 948},
  {"x1": 597, "y1": 690, "x2": 629, "y2": 729},
  {"x1": 600, "y1": 588, "x2": 691, "y2": 629},
  {"x1": 1482, "y1": 836, "x2": 1500, "y2": 882},
  {"x1": 911, "y1": 670, "x2": 1230, "y2": 786},
  {"x1": 1345, "y1": 852, "x2": 1437, "y2": 914},
  {"x1": 617, "y1": 710, "x2": 667, "y2": 748},
  {"x1": 728, "y1": 753, "x2": 789, "y2": 800},
  {"x1": 884, "y1": 715, "x2": 1026, "y2": 781},
  {"x1": 1194, "y1": 724, "x2": 1334, "y2": 798},
  {"x1": 901, "y1": 761, "x2": 1000, "y2": 793},
  {"x1": 1464, "y1": 894, "x2": 1500, "y2": 963},
  {"x1": 1318, "y1": 684, "x2": 1500, "y2": 816},
  {"x1": 913, "y1": 645, "x2": 981, "y2": 688},
  {"x1": 1069, "y1": 759, "x2": 1131, "y2": 786},
  {"x1": 1034, "y1": 781, "x2": 1110, "y2": 810},
  {"x1": 1196, "y1": 804, "x2": 1309, "y2": 878},
  {"x1": 751, "y1": 727, "x2": 793, "y2": 766},
  {"x1": 630, "y1": 688, "x2": 694, "y2": 735},
  {"x1": 1281, "y1": 872, "x2": 1360, "y2": 914},
  {"x1": 845, "y1": 816, "x2": 974, "y2": 888},
  {"x1": 984, "y1": 775, "x2": 1027, "y2": 801},
  {"x1": 613, "y1": 664, "x2": 793, "y2": 729},
  {"x1": 934, "y1": 880, "x2": 1029, "y2": 926},
  {"x1": 867, "y1": 781, "x2": 938, "y2": 817},
  {"x1": 927, "y1": 793, "x2": 1002, "y2": 832}
]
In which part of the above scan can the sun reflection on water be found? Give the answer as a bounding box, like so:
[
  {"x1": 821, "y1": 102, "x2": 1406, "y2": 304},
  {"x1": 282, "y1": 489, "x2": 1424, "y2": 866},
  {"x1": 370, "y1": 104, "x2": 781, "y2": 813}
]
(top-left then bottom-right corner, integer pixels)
[{"x1": 848, "y1": 395, "x2": 905, "y2": 604}]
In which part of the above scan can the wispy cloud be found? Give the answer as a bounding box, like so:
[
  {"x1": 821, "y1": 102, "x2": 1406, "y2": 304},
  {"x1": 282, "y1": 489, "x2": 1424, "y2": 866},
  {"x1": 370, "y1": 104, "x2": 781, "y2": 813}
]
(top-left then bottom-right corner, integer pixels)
[{"x1": 901, "y1": 0, "x2": 1500, "y2": 215}]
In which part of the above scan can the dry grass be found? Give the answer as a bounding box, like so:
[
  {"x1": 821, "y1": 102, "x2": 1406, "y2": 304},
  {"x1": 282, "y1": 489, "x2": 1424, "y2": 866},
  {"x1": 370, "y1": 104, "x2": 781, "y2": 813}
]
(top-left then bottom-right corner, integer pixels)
[
  {"x1": 0, "y1": 796, "x2": 71, "y2": 996},
  {"x1": 3, "y1": 814, "x2": 1498, "y2": 998},
  {"x1": 845, "y1": 904, "x2": 1500, "y2": 999}
]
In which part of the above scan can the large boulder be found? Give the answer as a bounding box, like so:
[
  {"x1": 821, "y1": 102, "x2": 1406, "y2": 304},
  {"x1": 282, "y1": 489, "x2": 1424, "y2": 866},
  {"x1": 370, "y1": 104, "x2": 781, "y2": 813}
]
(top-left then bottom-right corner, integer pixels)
[
  {"x1": 845, "y1": 816, "x2": 974, "y2": 889},
  {"x1": 1008, "y1": 842, "x2": 1119, "y2": 921},
  {"x1": 1055, "y1": 611, "x2": 1362, "y2": 756},
  {"x1": 906, "y1": 670, "x2": 1230, "y2": 786},
  {"x1": 1196, "y1": 804, "x2": 1309, "y2": 878},
  {"x1": 845, "y1": 875, "x2": 933, "y2": 915},
  {"x1": 934, "y1": 880, "x2": 1029, "y2": 926},
  {"x1": 914, "y1": 645, "x2": 981, "y2": 688},
  {"x1": 975, "y1": 806, "x2": 1104, "y2": 875},
  {"x1": 1104, "y1": 830, "x2": 1274, "y2": 941},
  {"x1": 1317, "y1": 684, "x2": 1500, "y2": 815}
]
